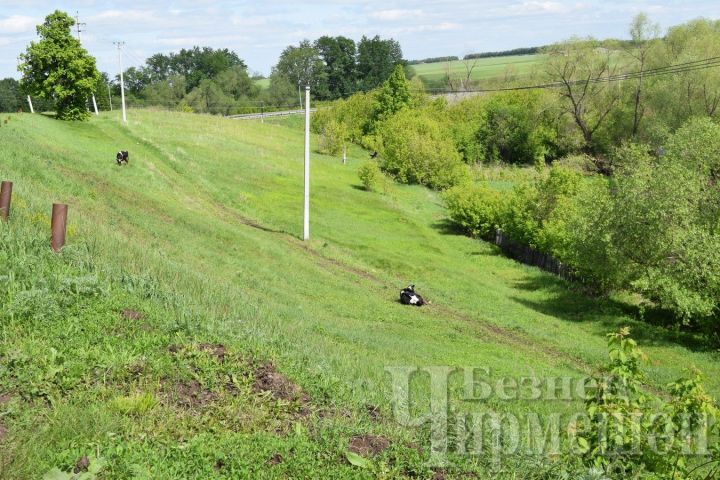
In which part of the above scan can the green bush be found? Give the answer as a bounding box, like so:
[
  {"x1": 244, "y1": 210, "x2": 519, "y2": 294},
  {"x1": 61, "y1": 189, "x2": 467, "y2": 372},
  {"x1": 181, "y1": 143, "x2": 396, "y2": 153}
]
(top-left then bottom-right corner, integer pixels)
[
  {"x1": 579, "y1": 328, "x2": 720, "y2": 478},
  {"x1": 317, "y1": 119, "x2": 348, "y2": 156},
  {"x1": 376, "y1": 109, "x2": 469, "y2": 190},
  {"x1": 442, "y1": 184, "x2": 506, "y2": 239},
  {"x1": 448, "y1": 90, "x2": 563, "y2": 166},
  {"x1": 357, "y1": 161, "x2": 382, "y2": 191}
]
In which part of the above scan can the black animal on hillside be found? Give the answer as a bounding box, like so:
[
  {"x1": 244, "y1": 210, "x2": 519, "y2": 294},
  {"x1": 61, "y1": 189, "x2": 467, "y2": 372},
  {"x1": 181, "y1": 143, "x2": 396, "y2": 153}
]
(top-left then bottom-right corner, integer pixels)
[
  {"x1": 400, "y1": 284, "x2": 425, "y2": 306},
  {"x1": 116, "y1": 150, "x2": 129, "y2": 166},
  {"x1": 369, "y1": 151, "x2": 378, "y2": 159}
]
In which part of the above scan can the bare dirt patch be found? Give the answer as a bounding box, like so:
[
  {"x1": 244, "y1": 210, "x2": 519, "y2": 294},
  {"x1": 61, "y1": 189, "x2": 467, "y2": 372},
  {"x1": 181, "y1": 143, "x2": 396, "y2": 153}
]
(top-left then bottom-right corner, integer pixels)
[
  {"x1": 348, "y1": 435, "x2": 390, "y2": 457},
  {"x1": 268, "y1": 453, "x2": 283, "y2": 465},
  {"x1": 432, "y1": 469, "x2": 447, "y2": 480},
  {"x1": 0, "y1": 423, "x2": 7, "y2": 442},
  {"x1": 199, "y1": 343, "x2": 226, "y2": 363},
  {"x1": 164, "y1": 379, "x2": 216, "y2": 408},
  {"x1": 122, "y1": 309, "x2": 144, "y2": 320},
  {"x1": 253, "y1": 362, "x2": 308, "y2": 403}
]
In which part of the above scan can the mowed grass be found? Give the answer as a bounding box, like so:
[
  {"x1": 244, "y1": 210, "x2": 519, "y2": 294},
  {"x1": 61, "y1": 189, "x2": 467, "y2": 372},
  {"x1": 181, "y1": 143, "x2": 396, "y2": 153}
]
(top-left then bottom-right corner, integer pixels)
[
  {"x1": 411, "y1": 54, "x2": 547, "y2": 86},
  {"x1": 1, "y1": 109, "x2": 719, "y2": 478}
]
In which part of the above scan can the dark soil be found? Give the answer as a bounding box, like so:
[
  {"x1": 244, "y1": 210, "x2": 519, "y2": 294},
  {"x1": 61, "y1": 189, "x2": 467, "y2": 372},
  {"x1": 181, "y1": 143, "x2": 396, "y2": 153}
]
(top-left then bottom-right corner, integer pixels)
[
  {"x1": 74, "y1": 456, "x2": 90, "y2": 473},
  {"x1": 253, "y1": 362, "x2": 308, "y2": 402},
  {"x1": 348, "y1": 434, "x2": 390, "y2": 457},
  {"x1": 199, "y1": 343, "x2": 226, "y2": 363},
  {"x1": 268, "y1": 453, "x2": 283, "y2": 465},
  {"x1": 432, "y1": 469, "x2": 447, "y2": 480},
  {"x1": 165, "y1": 379, "x2": 216, "y2": 408},
  {"x1": 365, "y1": 404, "x2": 381, "y2": 421}
]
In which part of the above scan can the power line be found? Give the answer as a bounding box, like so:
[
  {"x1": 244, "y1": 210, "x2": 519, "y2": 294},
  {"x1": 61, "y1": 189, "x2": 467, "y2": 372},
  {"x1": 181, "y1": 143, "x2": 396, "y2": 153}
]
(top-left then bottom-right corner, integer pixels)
[
  {"x1": 424, "y1": 55, "x2": 720, "y2": 94},
  {"x1": 74, "y1": 11, "x2": 86, "y2": 42}
]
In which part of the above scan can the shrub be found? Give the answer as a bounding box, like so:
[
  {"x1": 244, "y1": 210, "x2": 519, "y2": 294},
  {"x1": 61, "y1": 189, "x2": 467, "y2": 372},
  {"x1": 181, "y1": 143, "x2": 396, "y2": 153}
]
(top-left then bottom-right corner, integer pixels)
[
  {"x1": 578, "y1": 328, "x2": 720, "y2": 478},
  {"x1": 357, "y1": 161, "x2": 382, "y2": 191},
  {"x1": 376, "y1": 109, "x2": 469, "y2": 190},
  {"x1": 317, "y1": 119, "x2": 348, "y2": 156},
  {"x1": 442, "y1": 184, "x2": 506, "y2": 239}
]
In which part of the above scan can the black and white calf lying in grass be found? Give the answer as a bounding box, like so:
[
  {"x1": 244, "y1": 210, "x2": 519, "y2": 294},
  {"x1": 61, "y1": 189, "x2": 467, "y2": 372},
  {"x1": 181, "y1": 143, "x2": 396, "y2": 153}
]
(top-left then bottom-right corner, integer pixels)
[
  {"x1": 400, "y1": 284, "x2": 425, "y2": 306},
  {"x1": 116, "y1": 150, "x2": 129, "y2": 166}
]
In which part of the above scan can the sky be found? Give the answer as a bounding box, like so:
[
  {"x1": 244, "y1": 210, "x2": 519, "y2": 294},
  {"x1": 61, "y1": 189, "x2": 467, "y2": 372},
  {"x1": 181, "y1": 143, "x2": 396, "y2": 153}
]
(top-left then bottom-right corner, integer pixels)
[{"x1": 1, "y1": 1, "x2": 719, "y2": 79}]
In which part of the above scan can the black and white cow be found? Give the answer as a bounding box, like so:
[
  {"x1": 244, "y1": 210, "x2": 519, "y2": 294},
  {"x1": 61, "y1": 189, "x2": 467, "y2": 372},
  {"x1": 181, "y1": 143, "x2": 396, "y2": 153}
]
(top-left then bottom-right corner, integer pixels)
[
  {"x1": 116, "y1": 150, "x2": 129, "y2": 166},
  {"x1": 400, "y1": 284, "x2": 425, "y2": 306}
]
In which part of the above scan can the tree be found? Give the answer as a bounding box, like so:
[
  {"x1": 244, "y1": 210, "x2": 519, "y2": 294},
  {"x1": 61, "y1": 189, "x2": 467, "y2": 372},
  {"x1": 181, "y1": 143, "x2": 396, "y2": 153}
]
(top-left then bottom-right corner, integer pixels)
[
  {"x1": 0, "y1": 78, "x2": 23, "y2": 112},
  {"x1": 273, "y1": 40, "x2": 326, "y2": 98},
  {"x1": 314, "y1": 36, "x2": 357, "y2": 99},
  {"x1": 182, "y1": 79, "x2": 236, "y2": 115},
  {"x1": 94, "y1": 73, "x2": 112, "y2": 111},
  {"x1": 624, "y1": 13, "x2": 661, "y2": 137},
  {"x1": 142, "y1": 75, "x2": 186, "y2": 109},
  {"x1": 545, "y1": 38, "x2": 622, "y2": 160},
  {"x1": 214, "y1": 65, "x2": 258, "y2": 100},
  {"x1": 356, "y1": 35, "x2": 404, "y2": 91},
  {"x1": 18, "y1": 10, "x2": 100, "y2": 120},
  {"x1": 374, "y1": 64, "x2": 412, "y2": 123}
]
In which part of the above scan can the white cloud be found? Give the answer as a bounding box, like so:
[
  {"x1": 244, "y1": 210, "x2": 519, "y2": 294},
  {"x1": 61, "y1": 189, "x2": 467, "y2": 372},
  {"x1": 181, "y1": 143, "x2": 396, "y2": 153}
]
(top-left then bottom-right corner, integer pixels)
[
  {"x1": 371, "y1": 9, "x2": 424, "y2": 21},
  {"x1": 509, "y1": 1, "x2": 587, "y2": 15},
  {"x1": 0, "y1": 15, "x2": 37, "y2": 34}
]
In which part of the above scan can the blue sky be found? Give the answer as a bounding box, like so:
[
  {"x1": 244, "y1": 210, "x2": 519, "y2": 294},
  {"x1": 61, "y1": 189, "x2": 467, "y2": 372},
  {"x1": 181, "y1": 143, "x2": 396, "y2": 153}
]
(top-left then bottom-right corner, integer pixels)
[{"x1": 1, "y1": 1, "x2": 719, "y2": 79}]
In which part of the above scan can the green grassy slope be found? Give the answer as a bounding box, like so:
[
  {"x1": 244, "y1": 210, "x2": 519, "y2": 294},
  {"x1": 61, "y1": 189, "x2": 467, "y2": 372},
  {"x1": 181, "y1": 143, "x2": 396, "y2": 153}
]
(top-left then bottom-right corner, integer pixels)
[{"x1": 1, "y1": 110, "x2": 718, "y2": 478}]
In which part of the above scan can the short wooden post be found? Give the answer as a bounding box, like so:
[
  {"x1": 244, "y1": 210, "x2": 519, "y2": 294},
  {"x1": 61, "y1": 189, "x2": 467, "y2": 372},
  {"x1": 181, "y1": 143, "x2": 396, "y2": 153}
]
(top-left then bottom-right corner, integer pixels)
[
  {"x1": 51, "y1": 203, "x2": 68, "y2": 252},
  {"x1": 0, "y1": 181, "x2": 12, "y2": 220}
]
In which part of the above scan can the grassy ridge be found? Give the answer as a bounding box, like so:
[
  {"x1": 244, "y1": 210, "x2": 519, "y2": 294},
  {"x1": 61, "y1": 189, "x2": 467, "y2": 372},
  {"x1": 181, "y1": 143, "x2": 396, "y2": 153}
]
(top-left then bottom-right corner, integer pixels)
[
  {"x1": 0, "y1": 110, "x2": 718, "y2": 477},
  {"x1": 410, "y1": 54, "x2": 547, "y2": 86}
]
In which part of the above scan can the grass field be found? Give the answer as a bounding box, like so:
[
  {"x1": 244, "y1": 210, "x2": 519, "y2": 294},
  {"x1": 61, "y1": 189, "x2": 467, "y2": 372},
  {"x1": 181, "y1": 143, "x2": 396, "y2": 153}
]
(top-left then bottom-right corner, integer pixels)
[
  {"x1": 411, "y1": 54, "x2": 547, "y2": 87},
  {"x1": 1, "y1": 110, "x2": 718, "y2": 478}
]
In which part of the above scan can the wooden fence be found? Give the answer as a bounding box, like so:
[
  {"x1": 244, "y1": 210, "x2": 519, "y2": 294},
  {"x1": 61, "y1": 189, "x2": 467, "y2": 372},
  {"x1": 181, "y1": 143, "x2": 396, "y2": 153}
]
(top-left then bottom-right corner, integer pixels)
[{"x1": 494, "y1": 229, "x2": 575, "y2": 281}]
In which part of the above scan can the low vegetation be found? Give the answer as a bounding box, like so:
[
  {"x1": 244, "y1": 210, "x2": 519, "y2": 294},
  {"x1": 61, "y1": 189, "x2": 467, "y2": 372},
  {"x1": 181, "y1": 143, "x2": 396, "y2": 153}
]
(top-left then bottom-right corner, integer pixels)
[{"x1": 2, "y1": 108, "x2": 718, "y2": 478}]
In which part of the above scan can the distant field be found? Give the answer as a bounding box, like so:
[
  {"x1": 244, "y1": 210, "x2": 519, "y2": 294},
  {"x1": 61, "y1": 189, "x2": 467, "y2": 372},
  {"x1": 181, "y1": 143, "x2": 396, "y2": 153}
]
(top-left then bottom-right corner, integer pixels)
[
  {"x1": 411, "y1": 54, "x2": 547, "y2": 86},
  {"x1": 253, "y1": 77, "x2": 270, "y2": 89}
]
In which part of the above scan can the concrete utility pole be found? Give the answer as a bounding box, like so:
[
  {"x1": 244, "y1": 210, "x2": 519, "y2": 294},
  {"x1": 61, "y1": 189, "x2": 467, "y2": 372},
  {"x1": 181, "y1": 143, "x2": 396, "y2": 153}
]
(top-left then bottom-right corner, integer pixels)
[
  {"x1": 27, "y1": 96, "x2": 34, "y2": 113},
  {"x1": 75, "y1": 11, "x2": 98, "y2": 115},
  {"x1": 303, "y1": 85, "x2": 310, "y2": 241},
  {"x1": 114, "y1": 41, "x2": 127, "y2": 123},
  {"x1": 74, "y1": 11, "x2": 86, "y2": 41}
]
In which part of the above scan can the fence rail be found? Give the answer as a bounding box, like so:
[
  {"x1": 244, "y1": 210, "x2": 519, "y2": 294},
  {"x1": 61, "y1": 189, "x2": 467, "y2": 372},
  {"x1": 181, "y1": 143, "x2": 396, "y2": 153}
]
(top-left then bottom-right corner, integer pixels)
[
  {"x1": 494, "y1": 230, "x2": 575, "y2": 281},
  {"x1": 226, "y1": 109, "x2": 316, "y2": 120}
]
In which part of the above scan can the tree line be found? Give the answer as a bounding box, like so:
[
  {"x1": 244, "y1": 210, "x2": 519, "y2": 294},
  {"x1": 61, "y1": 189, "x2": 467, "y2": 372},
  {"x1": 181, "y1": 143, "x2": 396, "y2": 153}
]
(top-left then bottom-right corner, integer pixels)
[{"x1": 3, "y1": 10, "x2": 407, "y2": 117}]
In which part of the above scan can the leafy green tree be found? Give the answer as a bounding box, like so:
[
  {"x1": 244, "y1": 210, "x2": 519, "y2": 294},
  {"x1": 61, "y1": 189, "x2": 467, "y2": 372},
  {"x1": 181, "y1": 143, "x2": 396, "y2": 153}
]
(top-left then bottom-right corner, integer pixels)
[
  {"x1": 356, "y1": 35, "x2": 404, "y2": 91},
  {"x1": 544, "y1": 38, "x2": 623, "y2": 159},
  {"x1": 314, "y1": 36, "x2": 356, "y2": 99},
  {"x1": 376, "y1": 108, "x2": 468, "y2": 190},
  {"x1": 0, "y1": 78, "x2": 23, "y2": 112},
  {"x1": 142, "y1": 75, "x2": 187, "y2": 109},
  {"x1": 624, "y1": 13, "x2": 661, "y2": 137},
  {"x1": 273, "y1": 40, "x2": 327, "y2": 98},
  {"x1": 18, "y1": 10, "x2": 100, "y2": 120},
  {"x1": 93, "y1": 73, "x2": 112, "y2": 111},
  {"x1": 646, "y1": 19, "x2": 720, "y2": 131},
  {"x1": 214, "y1": 65, "x2": 258, "y2": 100},
  {"x1": 182, "y1": 79, "x2": 236, "y2": 115},
  {"x1": 373, "y1": 64, "x2": 412, "y2": 125}
]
